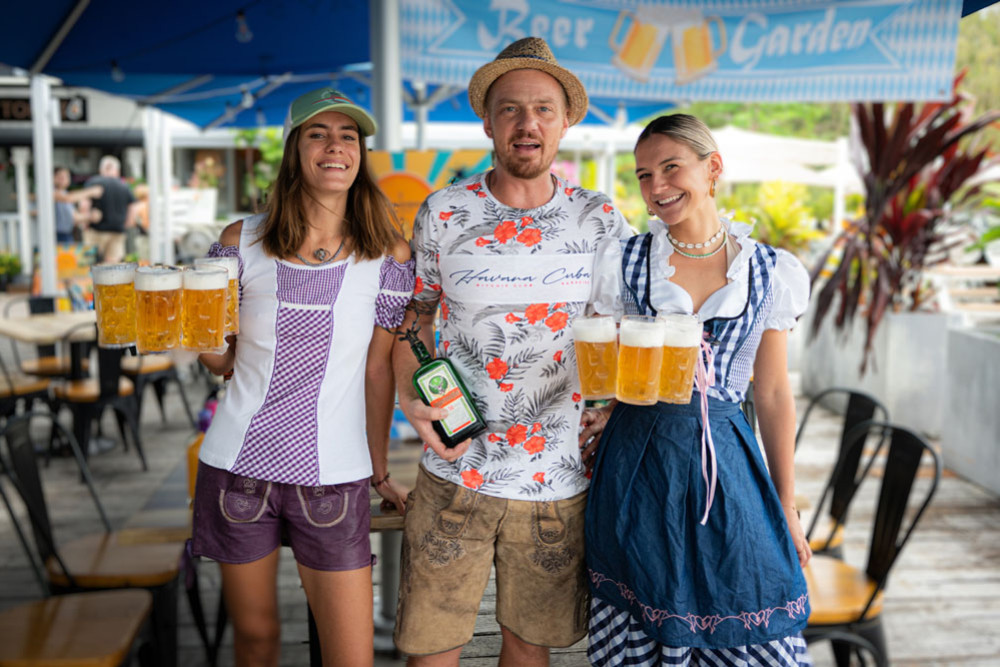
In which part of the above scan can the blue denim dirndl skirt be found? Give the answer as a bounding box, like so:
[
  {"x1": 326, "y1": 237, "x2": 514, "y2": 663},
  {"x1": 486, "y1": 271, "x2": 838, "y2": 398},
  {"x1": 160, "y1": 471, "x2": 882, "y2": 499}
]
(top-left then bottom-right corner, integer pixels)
[{"x1": 585, "y1": 395, "x2": 810, "y2": 650}]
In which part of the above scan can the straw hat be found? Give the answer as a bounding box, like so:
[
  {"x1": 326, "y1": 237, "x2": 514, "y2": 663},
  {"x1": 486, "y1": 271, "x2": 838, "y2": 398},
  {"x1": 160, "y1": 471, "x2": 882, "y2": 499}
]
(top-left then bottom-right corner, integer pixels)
[{"x1": 468, "y1": 37, "x2": 588, "y2": 126}]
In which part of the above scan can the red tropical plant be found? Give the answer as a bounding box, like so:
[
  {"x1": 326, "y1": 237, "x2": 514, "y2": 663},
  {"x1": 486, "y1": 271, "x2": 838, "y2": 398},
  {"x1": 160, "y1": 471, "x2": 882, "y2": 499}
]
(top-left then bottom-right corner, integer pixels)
[{"x1": 810, "y1": 72, "x2": 1000, "y2": 373}]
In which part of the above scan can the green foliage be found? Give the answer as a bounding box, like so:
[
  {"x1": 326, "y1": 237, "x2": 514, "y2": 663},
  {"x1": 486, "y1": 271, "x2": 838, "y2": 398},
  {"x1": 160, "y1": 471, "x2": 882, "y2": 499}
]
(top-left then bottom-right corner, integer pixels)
[
  {"x1": 956, "y1": 11, "x2": 1000, "y2": 148},
  {"x1": 234, "y1": 128, "x2": 285, "y2": 208},
  {"x1": 657, "y1": 101, "x2": 851, "y2": 140},
  {"x1": 724, "y1": 182, "x2": 824, "y2": 257},
  {"x1": 0, "y1": 253, "x2": 22, "y2": 276}
]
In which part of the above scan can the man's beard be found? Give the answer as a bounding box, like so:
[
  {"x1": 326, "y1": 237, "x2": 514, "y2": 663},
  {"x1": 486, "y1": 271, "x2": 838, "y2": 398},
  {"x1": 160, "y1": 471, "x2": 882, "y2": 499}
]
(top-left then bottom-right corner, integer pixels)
[{"x1": 494, "y1": 141, "x2": 555, "y2": 180}]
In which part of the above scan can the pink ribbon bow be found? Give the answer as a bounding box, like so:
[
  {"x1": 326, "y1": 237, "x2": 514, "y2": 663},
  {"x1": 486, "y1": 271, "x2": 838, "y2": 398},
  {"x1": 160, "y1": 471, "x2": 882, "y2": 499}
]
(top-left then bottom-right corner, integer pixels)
[{"x1": 695, "y1": 334, "x2": 717, "y2": 526}]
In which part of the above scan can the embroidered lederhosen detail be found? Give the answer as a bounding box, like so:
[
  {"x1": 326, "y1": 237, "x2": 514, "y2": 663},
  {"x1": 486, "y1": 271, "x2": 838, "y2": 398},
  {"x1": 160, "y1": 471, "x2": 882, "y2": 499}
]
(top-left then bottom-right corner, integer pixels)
[{"x1": 295, "y1": 484, "x2": 351, "y2": 528}]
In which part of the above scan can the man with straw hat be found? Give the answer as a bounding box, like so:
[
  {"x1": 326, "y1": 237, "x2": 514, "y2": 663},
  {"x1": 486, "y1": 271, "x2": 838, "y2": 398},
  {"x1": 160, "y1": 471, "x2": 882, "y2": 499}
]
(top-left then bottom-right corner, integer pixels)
[{"x1": 393, "y1": 37, "x2": 631, "y2": 665}]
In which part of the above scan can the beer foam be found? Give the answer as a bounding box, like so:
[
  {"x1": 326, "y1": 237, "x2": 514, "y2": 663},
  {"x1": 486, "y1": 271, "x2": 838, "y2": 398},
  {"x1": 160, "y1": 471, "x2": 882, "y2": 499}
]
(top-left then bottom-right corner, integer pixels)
[
  {"x1": 661, "y1": 315, "x2": 702, "y2": 347},
  {"x1": 195, "y1": 256, "x2": 238, "y2": 278},
  {"x1": 619, "y1": 322, "x2": 664, "y2": 348},
  {"x1": 135, "y1": 268, "x2": 182, "y2": 291},
  {"x1": 183, "y1": 268, "x2": 228, "y2": 290},
  {"x1": 91, "y1": 263, "x2": 136, "y2": 285},
  {"x1": 572, "y1": 317, "x2": 617, "y2": 343}
]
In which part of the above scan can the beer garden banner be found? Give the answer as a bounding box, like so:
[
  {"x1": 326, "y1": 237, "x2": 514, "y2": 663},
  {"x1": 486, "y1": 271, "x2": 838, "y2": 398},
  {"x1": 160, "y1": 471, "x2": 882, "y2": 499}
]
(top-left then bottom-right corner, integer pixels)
[{"x1": 400, "y1": 0, "x2": 963, "y2": 103}]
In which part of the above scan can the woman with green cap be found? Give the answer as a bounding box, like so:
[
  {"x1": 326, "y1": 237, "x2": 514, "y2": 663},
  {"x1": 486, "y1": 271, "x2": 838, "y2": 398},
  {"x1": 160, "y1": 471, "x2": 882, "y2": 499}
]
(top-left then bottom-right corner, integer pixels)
[{"x1": 192, "y1": 87, "x2": 414, "y2": 666}]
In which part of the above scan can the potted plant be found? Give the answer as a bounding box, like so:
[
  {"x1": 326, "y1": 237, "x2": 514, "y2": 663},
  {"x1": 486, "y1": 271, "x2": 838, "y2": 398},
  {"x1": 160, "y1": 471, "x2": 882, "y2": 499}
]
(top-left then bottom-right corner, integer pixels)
[
  {"x1": 0, "y1": 252, "x2": 22, "y2": 291},
  {"x1": 809, "y1": 73, "x2": 1000, "y2": 372}
]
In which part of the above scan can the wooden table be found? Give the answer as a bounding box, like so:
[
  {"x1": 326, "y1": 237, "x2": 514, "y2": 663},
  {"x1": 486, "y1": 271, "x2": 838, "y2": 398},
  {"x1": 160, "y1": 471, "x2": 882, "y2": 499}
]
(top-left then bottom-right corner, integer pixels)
[{"x1": 0, "y1": 310, "x2": 96, "y2": 379}]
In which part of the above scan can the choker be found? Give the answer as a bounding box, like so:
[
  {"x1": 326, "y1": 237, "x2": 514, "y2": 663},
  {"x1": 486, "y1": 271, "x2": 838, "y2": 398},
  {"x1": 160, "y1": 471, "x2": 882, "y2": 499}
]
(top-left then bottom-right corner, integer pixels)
[
  {"x1": 666, "y1": 226, "x2": 725, "y2": 250},
  {"x1": 670, "y1": 229, "x2": 728, "y2": 259}
]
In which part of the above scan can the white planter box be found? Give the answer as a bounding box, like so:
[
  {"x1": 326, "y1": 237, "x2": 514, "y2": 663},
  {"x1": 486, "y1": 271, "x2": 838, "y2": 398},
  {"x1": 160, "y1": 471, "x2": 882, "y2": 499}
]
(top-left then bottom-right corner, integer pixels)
[
  {"x1": 942, "y1": 328, "x2": 1000, "y2": 496},
  {"x1": 801, "y1": 304, "x2": 952, "y2": 438}
]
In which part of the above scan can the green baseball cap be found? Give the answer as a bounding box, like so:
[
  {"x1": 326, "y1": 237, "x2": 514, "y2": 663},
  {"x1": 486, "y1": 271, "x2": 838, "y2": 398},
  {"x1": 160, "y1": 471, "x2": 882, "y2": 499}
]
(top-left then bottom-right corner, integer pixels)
[{"x1": 283, "y1": 87, "x2": 377, "y2": 143}]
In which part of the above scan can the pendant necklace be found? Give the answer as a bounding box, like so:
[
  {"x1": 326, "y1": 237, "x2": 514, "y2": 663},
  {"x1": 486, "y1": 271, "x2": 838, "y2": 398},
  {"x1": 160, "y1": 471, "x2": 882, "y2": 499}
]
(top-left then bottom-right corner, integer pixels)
[{"x1": 296, "y1": 236, "x2": 346, "y2": 266}]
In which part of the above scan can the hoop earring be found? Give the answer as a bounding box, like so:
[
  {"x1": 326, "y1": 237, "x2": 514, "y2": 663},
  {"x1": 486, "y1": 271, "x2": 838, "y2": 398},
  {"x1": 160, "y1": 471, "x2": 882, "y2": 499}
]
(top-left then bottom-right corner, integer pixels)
[
  {"x1": 710, "y1": 179, "x2": 717, "y2": 198},
  {"x1": 647, "y1": 207, "x2": 655, "y2": 215}
]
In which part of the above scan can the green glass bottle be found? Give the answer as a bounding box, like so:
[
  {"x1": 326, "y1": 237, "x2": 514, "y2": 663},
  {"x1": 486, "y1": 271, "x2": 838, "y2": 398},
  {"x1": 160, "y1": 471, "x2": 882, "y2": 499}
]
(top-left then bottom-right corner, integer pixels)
[{"x1": 403, "y1": 327, "x2": 488, "y2": 448}]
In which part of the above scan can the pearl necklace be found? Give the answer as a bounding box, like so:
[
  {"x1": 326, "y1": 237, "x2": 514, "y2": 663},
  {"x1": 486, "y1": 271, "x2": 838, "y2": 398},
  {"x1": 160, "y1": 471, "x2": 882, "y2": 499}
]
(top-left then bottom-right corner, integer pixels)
[
  {"x1": 670, "y1": 229, "x2": 728, "y2": 260},
  {"x1": 667, "y1": 226, "x2": 725, "y2": 249}
]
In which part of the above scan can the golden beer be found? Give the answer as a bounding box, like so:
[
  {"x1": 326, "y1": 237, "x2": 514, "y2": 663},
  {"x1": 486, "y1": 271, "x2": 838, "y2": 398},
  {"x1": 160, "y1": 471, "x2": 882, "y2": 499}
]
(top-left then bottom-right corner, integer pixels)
[
  {"x1": 194, "y1": 256, "x2": 239, "y2": 335},
  {"x1": 572, "y1": 315, "x2": 618, "y2": 400},
  {"x1": 91, "y1": 263, "x2": 136, "y2": 348},
  {"x1": 182, "y1": 266, "x2": 228, "y2": 352},
  {"x1": 658, "y1": 314, "x2": 702, "y2": 404},
  {"x1": 616, "y1": 315, "x2": 665, "y2": 406},
  {"x1": 135, "y1": 267, "x2": 182, "y2": 354}
]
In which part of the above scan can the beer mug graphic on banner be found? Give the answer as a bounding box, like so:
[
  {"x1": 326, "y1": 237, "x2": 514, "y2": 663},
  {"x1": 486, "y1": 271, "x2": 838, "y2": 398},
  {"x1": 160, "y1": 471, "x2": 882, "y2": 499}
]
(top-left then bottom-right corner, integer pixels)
[
  {"x1": 608, "y1": 10, "x2": 669, "y2": 82},
  {"x1": 672, "y1": 12, "x2": 727, "y2": 85}
]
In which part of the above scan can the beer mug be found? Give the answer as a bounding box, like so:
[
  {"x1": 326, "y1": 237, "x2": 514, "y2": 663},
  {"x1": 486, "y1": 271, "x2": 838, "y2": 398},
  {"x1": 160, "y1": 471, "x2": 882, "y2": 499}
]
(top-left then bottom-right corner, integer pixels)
[
  {"x1": 135, "y1": 266, "x2": 183, "y2": 354},
  {"x1": 672, "y1": 13, "x2": 727, "y2": 85},
  {"x1": 571, "y1": 315, "x2": 618, "y2": 400},
  {"x1": 91, "y1": 263, "x2": 137, "y2": 349},
  {"x1": 182, "y1": 265, "x2": 228, "y2": 352},
  {"x1": 608, "y1": 10, "x2": 669, "y2": 82},
  {"x1": 194, "y1": 256, "x2": 239, "y2": 335},
  {"x1": 658, "y1": 314, "x2": 702, "y2": 404},
  {"x1": 616, "y1": 315, "x2": 665, "y2": 406}
]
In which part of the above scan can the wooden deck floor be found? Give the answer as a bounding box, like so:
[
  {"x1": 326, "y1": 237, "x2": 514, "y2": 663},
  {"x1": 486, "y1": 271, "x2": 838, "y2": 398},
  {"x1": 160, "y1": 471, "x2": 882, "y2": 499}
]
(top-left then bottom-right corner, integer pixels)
[{"x1": 1, "y1": 372, "x2": 998, "y2": 666}]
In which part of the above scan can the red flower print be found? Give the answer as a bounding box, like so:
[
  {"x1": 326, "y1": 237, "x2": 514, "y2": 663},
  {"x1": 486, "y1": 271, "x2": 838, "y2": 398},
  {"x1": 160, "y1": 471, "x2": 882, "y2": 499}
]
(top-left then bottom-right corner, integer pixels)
[
  {"x1": 499, "y1": 383, "x2": 513, "y2": 392},
  {"x1": 533, "y1": 472, "x2": 545, "y2": 484},
  {"x1": 585, "y1": 469, "x2": 593, "y2": 480},
  {"x1": 494, "y1": 220, "x2": 517, "y2": 243},
  {"x1": 553, "y1": 302, "x2": 566, "y2": 309},
  {"x1": 439, "y1": 210, "x2": 454, "y2": 221},
  {"x1": 466, "y1": 183, "x2": 481, "y2": 191},
  {"x1": 506, "y1": 424, "x2": 528, "y2": 446},
  {"x1": 603, "y1": 203, "x2": 613, "y2": 213},
  {"x1": 486, "y1": 357, "x2": 509, "y2": 380},
  {"x1": 565, "y1": 187, "x2": 574, "y2": 195},
  {"x1": 475, "y1": 237, "x2": 490, "y2": 247},
  {"x1": 524, "y1": 303, "x2": 549, "y2": 324},
  {"x1": 531, "y1": 422, "x2": 542, "y2": 433},
  {"x1": 505, "y1": 312, "x2": 522, "y2": 324},
  {"x1": 516, "y1": 227, "x2": 542, "y2": 247},
  {"x1": 572, "y1": 392, "x2": 582, "y2": 402},
  {"x1": 440, "y1": 301, "x2": 450, "y2": 320},
  {"x1": 414, "y1": 276, "x2": 424, "y2": 294},
  {"x1": 545, "y1": 311, "x2": 569, "y2": 332},
  {"x1": 477, "y1": 190, "x2": 487, "y2": 198},
  {"x1": 429, "y1": 283, "x2": 441, "y2": 291},
  {"x1": 521, "y1": 216, "x2": 534, "y2": 225},
  {"x1": 488, "y1": 433, "x2": 501, "y2": 442},
  {"x1": 461, "y1": 469, "x2": 484, "y2": 489},
  {"x1": 524, "y1": 436, "x2": 546, "y2": 455},
  {"x1": 443, "y1": 340, "x2": 450, "y2": 352},
  {"x1": 553, "y1": 350, "x2": 563, "y2": 362},
  {"x1": 423, "y1": 443, "x2": 430, "y2": 452}
]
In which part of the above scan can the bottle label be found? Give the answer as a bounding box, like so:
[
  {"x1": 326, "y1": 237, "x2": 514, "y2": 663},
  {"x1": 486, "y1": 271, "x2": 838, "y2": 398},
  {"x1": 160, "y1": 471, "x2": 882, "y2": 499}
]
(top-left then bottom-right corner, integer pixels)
[{"x1": 416, "y1": 366, "x2": 476, "y2": 437}]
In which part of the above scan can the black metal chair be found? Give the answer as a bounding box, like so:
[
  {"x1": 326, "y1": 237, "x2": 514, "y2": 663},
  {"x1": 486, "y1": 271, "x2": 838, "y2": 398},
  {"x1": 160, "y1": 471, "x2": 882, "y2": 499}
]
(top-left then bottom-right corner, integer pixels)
[
  {"x1": 121, "y1": 350, "x2": 197, "y2": 428},
  {"x1": 796, "y1": 387, "x2": 889, "y2": 558},
  {"x1": 803, "y1": 421, "x2": 941, "y2": 667},
  {"x1": 0, "y1": 412, "x2": 185, "y2": 667},
  {"x1": 51, "y1": 323, "x2": 147, "y2": 471},
  {"x1": 0, "y1": 352, "x2": 51, "y2": 420}
]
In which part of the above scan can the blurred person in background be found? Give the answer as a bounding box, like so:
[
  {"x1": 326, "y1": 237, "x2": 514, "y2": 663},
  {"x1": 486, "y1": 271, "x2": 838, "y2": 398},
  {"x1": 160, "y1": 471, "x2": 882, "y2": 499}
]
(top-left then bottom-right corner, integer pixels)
[{"x1": 84, "y1": 155, "x2": 138, "y2": 262}]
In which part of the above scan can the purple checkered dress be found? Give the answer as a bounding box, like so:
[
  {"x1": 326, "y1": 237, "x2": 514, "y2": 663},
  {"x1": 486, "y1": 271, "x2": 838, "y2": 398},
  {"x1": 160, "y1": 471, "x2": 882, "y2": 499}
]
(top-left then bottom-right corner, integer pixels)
[{"x1": 199, "y1": 214, "x2": 414, "y2": 486}]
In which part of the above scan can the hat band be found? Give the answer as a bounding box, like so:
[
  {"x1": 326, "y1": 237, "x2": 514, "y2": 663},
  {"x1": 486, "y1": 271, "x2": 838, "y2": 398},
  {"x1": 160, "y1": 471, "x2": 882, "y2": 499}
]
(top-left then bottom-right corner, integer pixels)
[{"x1": 500, "y1": 53, "x2": 551, "y2": 64}]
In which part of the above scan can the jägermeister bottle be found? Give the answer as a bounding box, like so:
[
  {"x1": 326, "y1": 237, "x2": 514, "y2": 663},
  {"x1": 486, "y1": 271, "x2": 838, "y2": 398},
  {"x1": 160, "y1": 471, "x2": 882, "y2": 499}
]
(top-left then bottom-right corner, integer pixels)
[{"x1": 403, "y1": 327, "x2": 487, "y2": 448}]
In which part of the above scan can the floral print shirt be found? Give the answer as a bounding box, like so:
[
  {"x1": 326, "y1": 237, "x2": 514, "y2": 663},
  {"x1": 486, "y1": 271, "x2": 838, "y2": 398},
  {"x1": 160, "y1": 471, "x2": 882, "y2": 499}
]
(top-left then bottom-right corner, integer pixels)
[{"x1": 412, "y1": 172, "x2": 631, "y2": 500}]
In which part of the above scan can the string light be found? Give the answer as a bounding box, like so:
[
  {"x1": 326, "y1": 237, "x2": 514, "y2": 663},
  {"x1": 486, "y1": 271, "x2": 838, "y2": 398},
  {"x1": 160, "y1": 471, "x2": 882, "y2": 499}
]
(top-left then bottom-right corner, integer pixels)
[
  {"x1": 240, "y1": 87, "x2": 254, "y2": 109},
  {"x1": 110, "y1": 60, "x2": 125, "y2": 82},
  {"x1": 235, "y1": 10, "x2": 253, "y2": 43},
  {"x1": 256, "y1": 107, "x2": 267, "y2": 126}
]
